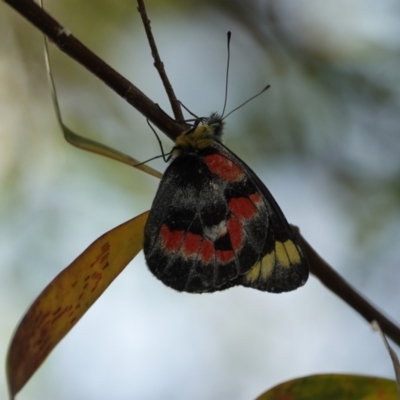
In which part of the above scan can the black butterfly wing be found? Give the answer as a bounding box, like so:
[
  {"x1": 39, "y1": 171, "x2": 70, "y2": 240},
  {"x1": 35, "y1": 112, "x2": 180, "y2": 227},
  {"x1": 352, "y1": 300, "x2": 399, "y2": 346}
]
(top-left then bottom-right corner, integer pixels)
[
  {"x1": 215, "y1": 142, "x2": 309, "y2": 292},
  {"x1": 144, "y1": 141, "x2": 309, "y2": 293},
  {"x1": 144, "y1": 146, "x2": 272, "y2": 292}
]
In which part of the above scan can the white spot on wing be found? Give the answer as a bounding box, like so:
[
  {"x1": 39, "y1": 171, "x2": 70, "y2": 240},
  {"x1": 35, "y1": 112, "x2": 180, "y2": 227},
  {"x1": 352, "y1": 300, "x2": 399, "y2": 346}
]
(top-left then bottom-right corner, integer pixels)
[
  {"x1": 204, "y1": 220, "x2": 227, "y2": 241},
  {"x1": 211, "y1": 182, "x2": 220, "y2": 191}
]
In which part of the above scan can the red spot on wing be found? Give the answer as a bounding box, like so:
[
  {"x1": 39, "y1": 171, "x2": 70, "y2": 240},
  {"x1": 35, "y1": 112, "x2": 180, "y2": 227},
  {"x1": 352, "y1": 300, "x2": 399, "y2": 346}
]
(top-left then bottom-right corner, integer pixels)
[
  {"x1": 227, "y1": 216, "x2": 243, "y2": 250},
  {"x1": 182, "y1": 232, "x2": 202, "y2": 257},
  {"x1": 160, "y1": 224, "x2": 184, "y2": 252},
  {"x1": 216, "y1": 250, "x2": 235, "y2": 263},
  {"x1": 204, "y1": 154, "x2": 244, "y2": 182},
  {"x1": 249, "y1": 192, "x2": 263, "y2": 206},
  {"x1": 199, "y1": 239, "x2": 214, "y2": 264},
  {"x1": 229, "y1": 197, "x2": 258, "y2": 220}
]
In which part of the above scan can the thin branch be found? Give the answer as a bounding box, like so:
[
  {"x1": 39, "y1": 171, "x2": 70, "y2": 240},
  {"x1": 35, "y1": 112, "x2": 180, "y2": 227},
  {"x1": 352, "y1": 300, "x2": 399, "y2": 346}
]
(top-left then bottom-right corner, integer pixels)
[
  {"x1": 5, "y1": 0, "x2": 400, "y2": 349},
  {"x1": 3, "y1": 0, "x2": 187, "y2": 141},
  {"x1": 137, "y1": 0, "x2": 184, "y2": 122},
  {"x1": 297, "y1": 229, "x2": 400, "y2": 347}
]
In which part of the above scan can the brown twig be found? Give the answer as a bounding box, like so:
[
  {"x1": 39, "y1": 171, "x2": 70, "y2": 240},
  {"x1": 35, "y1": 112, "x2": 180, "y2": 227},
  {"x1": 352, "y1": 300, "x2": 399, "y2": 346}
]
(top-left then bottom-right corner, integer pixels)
[
  {"x1": 4, "y1": 0, "x2": 400, "y2": 348},
  {"x1": 297, "y1": 229, "x2": 400, "y2": 347},
  {"x1": 3, "y1": 0, "x2": 187, "y2": 141},
  {"x1": 137, "y1": 0, "x2": 184, "y2": 123}
]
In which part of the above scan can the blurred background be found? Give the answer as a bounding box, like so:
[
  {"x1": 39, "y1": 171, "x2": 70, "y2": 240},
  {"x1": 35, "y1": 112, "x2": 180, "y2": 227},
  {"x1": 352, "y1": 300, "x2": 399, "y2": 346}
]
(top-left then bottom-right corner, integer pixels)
[{"x1": 1, "y1": 0, "x2": 400, "y2": 399}]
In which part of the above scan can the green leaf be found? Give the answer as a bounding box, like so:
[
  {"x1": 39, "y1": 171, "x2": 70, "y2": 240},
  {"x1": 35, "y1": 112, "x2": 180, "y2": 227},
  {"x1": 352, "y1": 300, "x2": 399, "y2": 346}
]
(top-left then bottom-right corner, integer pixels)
[{"x1": 256, "y1": 374, "x2": 398, "y2": 400}]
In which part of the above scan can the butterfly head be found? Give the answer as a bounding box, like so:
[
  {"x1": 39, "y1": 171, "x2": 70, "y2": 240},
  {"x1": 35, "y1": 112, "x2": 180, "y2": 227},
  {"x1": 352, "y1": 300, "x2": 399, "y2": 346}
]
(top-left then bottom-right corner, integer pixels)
[
  {"x1": 203, "y1": 112, "x2": 225, "y2": 140},
  {"x1": 172, "y1": 112, "x2": 225, "y2": 158}
]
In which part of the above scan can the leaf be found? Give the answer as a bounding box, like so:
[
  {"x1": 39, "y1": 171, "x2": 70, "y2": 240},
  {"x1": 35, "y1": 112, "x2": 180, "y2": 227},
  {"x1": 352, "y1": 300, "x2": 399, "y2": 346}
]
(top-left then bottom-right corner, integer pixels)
[
  {"x1": 6, "y1": 211, "x2": 149, "y2": 399},
  {"x1": 43, "y1": 27, "x2": 162, "y2": 180},
  {"x1": 372, "y1": 320, "x2": 400, "y2": 396},
  {"x1": 256, "y1": 374, "x2": 398, "y2": 400}
]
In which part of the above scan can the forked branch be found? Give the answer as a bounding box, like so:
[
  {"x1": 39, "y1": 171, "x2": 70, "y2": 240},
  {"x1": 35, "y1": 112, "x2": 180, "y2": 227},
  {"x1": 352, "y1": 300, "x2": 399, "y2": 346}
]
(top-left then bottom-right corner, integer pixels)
[
  {"x1": 137, "y1": 0, "x2": 184, "y2": 122},
  {"x1": 3, "y1": 0, "x2": 400, "y2": 348},
  {"x1": 3, "y1": 0, "x2": 187, "y2": 141}
]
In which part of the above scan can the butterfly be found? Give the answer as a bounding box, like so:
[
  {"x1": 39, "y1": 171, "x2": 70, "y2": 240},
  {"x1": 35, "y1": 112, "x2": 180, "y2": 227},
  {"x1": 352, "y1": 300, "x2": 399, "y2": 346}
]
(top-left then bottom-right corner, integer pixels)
[{"x1": 143, "y1": 113, "x2": 309, "y2": 293}]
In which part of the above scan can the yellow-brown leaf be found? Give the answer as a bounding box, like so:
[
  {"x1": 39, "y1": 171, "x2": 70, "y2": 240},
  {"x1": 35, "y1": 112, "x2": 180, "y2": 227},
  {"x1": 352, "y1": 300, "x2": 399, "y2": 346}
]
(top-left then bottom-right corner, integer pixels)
[{"x1": 7, "y1": 211, "x2": 149, "y2": 399}]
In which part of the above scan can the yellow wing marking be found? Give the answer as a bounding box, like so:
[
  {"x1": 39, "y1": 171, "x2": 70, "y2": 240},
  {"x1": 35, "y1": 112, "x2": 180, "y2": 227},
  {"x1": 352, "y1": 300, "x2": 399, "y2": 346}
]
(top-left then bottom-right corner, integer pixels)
[
  {"x1": 244, "y1": 260, "x2": 261, "y2": 283},
  {"x1": 275, "y1": 240, "x2": 301, "y2": 268},
  {"x1": 282, "y1": 239, "x2": 301, "y2": 264},
  {"x1": 260, "y1": 251, "x2": 275, "y2": 279},
  {"x1": 244, "y1": 240, "x2": 301, "y2": 283}
]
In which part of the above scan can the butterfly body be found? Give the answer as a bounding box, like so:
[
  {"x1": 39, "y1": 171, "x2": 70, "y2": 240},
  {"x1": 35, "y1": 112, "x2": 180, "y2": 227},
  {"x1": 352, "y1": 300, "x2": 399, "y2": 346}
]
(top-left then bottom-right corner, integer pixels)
[{"x1": 143, "y1": 114, "x2": 309, "y2": 293}]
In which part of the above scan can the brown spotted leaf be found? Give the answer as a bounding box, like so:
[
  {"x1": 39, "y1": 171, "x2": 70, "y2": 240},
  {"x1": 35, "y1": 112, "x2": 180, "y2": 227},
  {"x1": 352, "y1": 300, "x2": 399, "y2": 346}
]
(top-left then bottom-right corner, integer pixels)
[
  {"x1": 256, "y1": 374, "x2": 398, "y2": 400},
  {"x1": 7, "y1": 211, "x2": 149, "y2": 399}
]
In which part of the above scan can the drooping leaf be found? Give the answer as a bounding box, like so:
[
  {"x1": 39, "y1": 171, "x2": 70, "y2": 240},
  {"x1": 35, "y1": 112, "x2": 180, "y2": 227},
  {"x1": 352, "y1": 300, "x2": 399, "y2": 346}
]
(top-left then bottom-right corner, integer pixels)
[
  {"x1": 43, "y1": 24, "x2": 162, "y2": 180},
  {"x1": 372, "y1": 320, "x2": 400, "y2": 396},
  {"x1": 256, "y1": 374, "x2": 398, "y2": 400},
  {"x1": 7, "y1": 211, "x2": 149, "y2": 399}
]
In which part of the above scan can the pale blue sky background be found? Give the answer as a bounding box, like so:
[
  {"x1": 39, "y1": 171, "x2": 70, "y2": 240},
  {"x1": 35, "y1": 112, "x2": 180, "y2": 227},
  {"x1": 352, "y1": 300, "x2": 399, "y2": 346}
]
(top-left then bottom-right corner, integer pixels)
[{"x1": 1, "y1": 1, "x2": 400, "y2": 399}]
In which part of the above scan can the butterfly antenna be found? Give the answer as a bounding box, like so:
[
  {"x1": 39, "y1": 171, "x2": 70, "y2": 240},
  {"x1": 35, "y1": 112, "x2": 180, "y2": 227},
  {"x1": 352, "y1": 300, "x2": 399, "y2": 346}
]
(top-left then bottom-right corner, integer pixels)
[
  {"x1": 134, "y1": 152, "x2": 173, "y2": 167},
  {"x1": 146, "y1": 119, "x2": 169, "y2": 162},
  {"x1": 179, "y1": 101, "x2": 200, "y2": 120},
  {"x1": 223, "y1": 84, "x2": 271, "y2": 120},
  {"x1": 221, "y1": 31, "x2": 232, "y2": 118}
]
